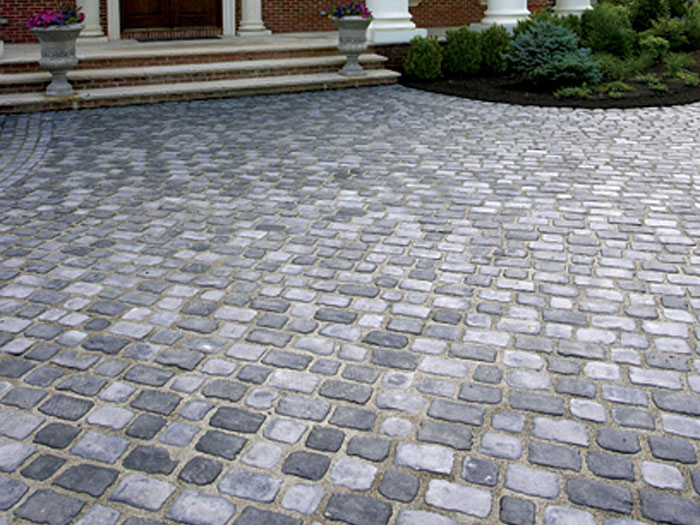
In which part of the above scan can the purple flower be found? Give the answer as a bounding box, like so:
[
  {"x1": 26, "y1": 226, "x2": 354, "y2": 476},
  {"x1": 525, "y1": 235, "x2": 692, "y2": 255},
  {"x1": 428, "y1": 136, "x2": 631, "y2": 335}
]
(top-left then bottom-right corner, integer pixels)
[{"x1": 27, "y1": 4, "x2": 84, "y2": 29}]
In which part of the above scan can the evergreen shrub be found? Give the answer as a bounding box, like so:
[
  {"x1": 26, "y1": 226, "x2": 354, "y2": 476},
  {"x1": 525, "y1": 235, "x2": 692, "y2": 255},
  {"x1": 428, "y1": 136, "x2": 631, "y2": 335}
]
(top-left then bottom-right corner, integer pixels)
[
  {"x1": 638, "y1": 34, "x2": 670, "y2": 60},
  {"x1": 403, "y1": 35, "x2": 443, "y2": 79},
  {"x1": 505, "y1": 22, "x2": 602, "y2": 87},
  {"x1": 646, "y1": 17, "x2": 688, "y2": 50},
  {"x1": 628, "y1": 0, "x2": 670, "y2": 31},
  {"x1": 513, "y1": 10, "x2": 582, "y2": 39},
  {"x1": 685, "y1": 2, "x2": 700, "y2": 49},
  {"x1": 444, "y1": 26, "x2": 482, "y2": 75},
  {"x1": 480, "y1": 24, "x2": 511, "y2": 74},
  {"x1": 581, "y1": 3, "x2": 636, "y2": 57}
]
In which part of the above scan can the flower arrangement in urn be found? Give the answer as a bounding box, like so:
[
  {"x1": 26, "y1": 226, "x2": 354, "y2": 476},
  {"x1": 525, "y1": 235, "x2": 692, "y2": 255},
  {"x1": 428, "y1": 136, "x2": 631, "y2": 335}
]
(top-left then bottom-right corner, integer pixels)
[
  {"x1": 27, "y1": 3, "x2": 85, "y2": 97},
  {"x1": 322, "y1": 2, "x2": 373, "y2": 76},
  {"x1": 321, "y1": 1, "x2": 372, "y2": 19},
  {"x1": 27, "y1": 3, "x2": 85, "y2": 29}
]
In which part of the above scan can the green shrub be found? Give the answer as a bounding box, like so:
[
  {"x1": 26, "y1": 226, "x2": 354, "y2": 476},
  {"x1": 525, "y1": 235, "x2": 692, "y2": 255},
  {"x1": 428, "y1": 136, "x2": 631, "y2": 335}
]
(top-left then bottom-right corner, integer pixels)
[
  {"x1": 595, "y1": 52, "x2": 655, "y2": 80},
  {"x1": 598, "y1": 80, "x2": 636, "y2": 97},
  {"x1": 513, "y1": 10, "x2": 582, "y2": 39},
  {"x1": 480, "y1": 24, "x2": 511, "y2": 74},
  {"x1": 646, "y1": 17, "x2": 688, "y2": 50},
  {"x1": 634, "y1": 72, "x2": 668, "y2": 90},
  {"x1": 685, "y1": 2, "x2": 700, "y2": 49},
  {"x1": 676, "y1": 70, "x2": 700, "y2": 86},
  {"x1": 444, "y1": 27, "x2": 482, "y2": 75},
  {"x1": 505, "y1": 23, "x2": 603, "y2": 87},
  {"x1": 638, "y1": 34, "x2": 670, "y2": 60},
  {"x1": 629, "y1": 0, "x2": 670, "y2": 31},
  {"x1": 665, "y1": 52, "x2": 696, "y2": 75},
  {"x1": 668, "y1": 0, "x2": 693, "y2": 17},
  {"x1": 581, "y1": 3, "x2": 636, "y2": 57},
  {"x1": 554, "y1": 86, "x2": 593, "y2": 98},
  {"x1": 403, "y1": 35, "x2": 443, "y2": 79}
]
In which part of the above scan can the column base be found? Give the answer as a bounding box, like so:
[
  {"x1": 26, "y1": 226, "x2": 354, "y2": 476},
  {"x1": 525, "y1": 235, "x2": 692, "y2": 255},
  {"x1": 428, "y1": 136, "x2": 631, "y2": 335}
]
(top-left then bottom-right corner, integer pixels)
[
  {"x1": 237, "y1": 26, "x2": 272, "y2": 37},
  {"x1": 78, "y1": 32, "x2": 108, "y2": 42},
  {"x1": 478, "y1": 12, "x2": 529, "y2": 26},
  {"x1": 369, "y1": 27, "x2": 427, "y2": 44},
  {"x1": 552, "y1": 5, "x2": 591, "y2": 16}
]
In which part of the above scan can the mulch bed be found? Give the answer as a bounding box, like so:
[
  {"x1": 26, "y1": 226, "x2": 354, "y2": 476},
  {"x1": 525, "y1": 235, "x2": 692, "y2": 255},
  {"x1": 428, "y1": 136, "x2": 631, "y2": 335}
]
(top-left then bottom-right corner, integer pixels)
[{"x1": 399, "y1": 52, "x2": 700, "y2": 109}]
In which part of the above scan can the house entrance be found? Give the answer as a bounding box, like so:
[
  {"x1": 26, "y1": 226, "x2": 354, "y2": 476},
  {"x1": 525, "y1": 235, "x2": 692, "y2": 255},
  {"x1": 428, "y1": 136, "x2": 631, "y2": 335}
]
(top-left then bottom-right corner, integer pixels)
[{"x1": 121, "y1": 0, "x2": 222, "y2": 38}]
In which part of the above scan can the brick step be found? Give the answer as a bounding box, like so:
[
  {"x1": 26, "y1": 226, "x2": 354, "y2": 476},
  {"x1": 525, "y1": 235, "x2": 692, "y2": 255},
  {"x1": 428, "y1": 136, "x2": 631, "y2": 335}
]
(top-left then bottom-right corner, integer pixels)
[
  {"x1": 0, "y1": 42, "x2": 341, "y2": 75},
  {"x1": 0, "y1": 54, "x2": 386, "y2": 95},
  {"x1": 0, "y1": 69, "x2": 400, "y2": 113}
]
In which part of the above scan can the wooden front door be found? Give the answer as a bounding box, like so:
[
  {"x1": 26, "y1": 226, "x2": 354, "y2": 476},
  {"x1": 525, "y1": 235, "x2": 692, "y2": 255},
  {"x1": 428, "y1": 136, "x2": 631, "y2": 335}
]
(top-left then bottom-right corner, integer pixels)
[{"x1": 122, "y1": 0, "x2": 220, "y2": 30}]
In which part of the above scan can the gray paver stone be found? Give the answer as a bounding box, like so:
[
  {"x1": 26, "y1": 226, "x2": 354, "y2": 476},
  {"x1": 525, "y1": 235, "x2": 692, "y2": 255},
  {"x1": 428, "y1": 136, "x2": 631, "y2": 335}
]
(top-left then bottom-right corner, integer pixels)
[
  {"x1": 218, "y1": 467, "x2": 282, "y2": 502},
  {"x1": 282, "y1": 484, "x2": 326, "y2": 515},
  {"x1": 0, "y1": 439, "x2": 34, "y2": 472},
  {"x1": 70, "y1": 431, "x2": 128, "y2": 464},
  {"x1": 500, "y1": 496, "x2": 535, "y2": 525},
  {"x1": 324, "y1": 493, "x2": 392, "y2": 525},
  {"x1": 505, "y1": 464, "x2": 559, "y2": 499},
  {"x1": 233, "y1": 506, "x2": 302, "y2": 525},
  {"x1": 109, "y1": 474, "x2": 176, "y2": 511},
  {"x1": 565, "y1": 478, "x2": 633, "y2": 514},
  {"x1": 379, "y1": 470, "x2": 420, "y2": 502},
  {"x1": 396, "y1": 510, "x2": 458, "y2": 525},
  {"x1": 282, "y1": 451, "x2": 331, "y2": 481},
  {"x1": 425, "y1": 479, "x2": 492, "y2": 518},
  {"x1": 395, "y1": 442, "x2": 454, "y2": 474},
  {"x1": 0, "y1": 409, "x2": 43, "y2": 439},
  {"x1": 165, "y1": 489, "x2": 236, "y2": 525},
  {"x1": 330, "y1": 458, "x2": 378, "y2": 490},
  {"x1": 639, "y1": 490, "x2": 700, "y2": 525},
  {"x1": 14, "y1": 488, "x2": 85, "y2": 525},
  {"x1": 74, "y1": 505, "x2": 120, "y2": 525},
  {"x1": 0, "y1": 474, "x2": 28, "y2": 510},
  {"x1": 53, "y1": 464, "x2": 118, "y2": 496},
  {"x1": 544, "y1": 506, "x2": 596, "y2": 525},
  {"x1": 461, "y1": 456, "x2": 498, "y2": 486}
]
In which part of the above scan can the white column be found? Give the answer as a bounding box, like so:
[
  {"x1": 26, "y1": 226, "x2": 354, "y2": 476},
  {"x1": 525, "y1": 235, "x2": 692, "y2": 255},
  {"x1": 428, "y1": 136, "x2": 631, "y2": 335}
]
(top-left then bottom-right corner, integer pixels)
[
  {"x1": 553, "y1": 0, "x2": 591, "y2": 16},
  {"x1": 107, "y1": 0, "x2": 120, "y2": 41},
  {"x1": 0, "y1": 40, "x2": 3, "y2": 58},
  {"x1": 78, "y1": 0, "x2": 107, "y2": 41},
  {"x1": 366, "y1": 0, "x2": 426, "y2": 44},
  {"x1": 239, "y1": 0, "x2": 271, "y2": 36},
  {"x1": 480, "y1": 0, "x2": 529, "y2": 26},
  {"x1": 223, "y1": 0, "x2": 236, "y2": 36}
]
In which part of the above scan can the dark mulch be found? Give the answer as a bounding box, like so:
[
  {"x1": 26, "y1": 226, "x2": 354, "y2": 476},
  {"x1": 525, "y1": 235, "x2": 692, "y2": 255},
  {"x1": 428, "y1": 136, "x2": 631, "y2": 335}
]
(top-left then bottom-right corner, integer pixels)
[{"x1": 399, "y1": 52, "x2": 700, "y2": 109}]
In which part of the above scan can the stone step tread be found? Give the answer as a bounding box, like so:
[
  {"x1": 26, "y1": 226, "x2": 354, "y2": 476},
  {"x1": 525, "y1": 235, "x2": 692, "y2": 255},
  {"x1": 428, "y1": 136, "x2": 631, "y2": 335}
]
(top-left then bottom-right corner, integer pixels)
[
  {"x1": 0, "y1": 69, "x2": 400, "y2": 108},
  {"x1": 0, "y1": 36, "x2": 341, "y2": 66},
  {"x1": 0, "y1": 53, "x2": 386, "y2": 85}
]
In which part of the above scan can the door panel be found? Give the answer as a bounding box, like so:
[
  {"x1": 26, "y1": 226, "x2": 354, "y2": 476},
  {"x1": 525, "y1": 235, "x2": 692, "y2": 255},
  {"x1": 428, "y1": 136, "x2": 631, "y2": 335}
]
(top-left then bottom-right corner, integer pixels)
[
  {"x1": 172, "y1": 0, "x2": 220, "y2": 27},
  {"x1": 122, "y1": 0, "x2": 220, "y2": 30},
  {"x1": 122, "y1": 0, "x2": 169, "y2": 29}
]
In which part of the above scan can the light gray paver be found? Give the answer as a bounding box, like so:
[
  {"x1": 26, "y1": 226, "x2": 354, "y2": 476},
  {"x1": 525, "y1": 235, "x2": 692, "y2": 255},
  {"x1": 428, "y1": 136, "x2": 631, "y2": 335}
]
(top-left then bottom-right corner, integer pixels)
[
  {"x1": 109, "y1": 474, "x2": 176, "y2": 511},
  {"x1": 425, "y1": 479, "x2": 492, "y2": 518},
  {"x1": 165, "y1": 489, "x2": 236, "y2": 525}
]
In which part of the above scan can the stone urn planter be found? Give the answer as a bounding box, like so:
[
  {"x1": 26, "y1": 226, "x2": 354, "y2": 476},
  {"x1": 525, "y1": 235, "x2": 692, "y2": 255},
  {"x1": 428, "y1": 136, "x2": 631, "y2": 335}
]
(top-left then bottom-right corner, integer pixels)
[
  {"x1": 32, "y1": 24, "x2": 84, "y2": 97},
  {"x1": 335, "y1": 16, "x2": 372, "y2": 76}
]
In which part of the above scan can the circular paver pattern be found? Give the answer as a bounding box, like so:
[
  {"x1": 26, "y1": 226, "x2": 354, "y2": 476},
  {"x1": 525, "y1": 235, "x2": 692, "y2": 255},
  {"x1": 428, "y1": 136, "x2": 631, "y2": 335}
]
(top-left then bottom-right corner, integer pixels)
[{"x1": 0, "y1": 85, "x2": 700, "y2": 525}]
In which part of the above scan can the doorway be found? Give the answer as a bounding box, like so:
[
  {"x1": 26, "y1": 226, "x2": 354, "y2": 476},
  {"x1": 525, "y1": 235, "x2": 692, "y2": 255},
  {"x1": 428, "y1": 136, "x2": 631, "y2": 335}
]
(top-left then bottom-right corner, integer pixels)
[{"x1": 121, "y1": 0, "x2": 222, "y2": 36}]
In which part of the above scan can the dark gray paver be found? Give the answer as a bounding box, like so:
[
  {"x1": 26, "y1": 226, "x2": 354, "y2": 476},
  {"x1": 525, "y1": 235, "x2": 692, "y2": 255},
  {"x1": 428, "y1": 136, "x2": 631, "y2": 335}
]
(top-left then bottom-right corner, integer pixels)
[{"x1": 14, "y1": 489, "x2": 85, "y2": 525}]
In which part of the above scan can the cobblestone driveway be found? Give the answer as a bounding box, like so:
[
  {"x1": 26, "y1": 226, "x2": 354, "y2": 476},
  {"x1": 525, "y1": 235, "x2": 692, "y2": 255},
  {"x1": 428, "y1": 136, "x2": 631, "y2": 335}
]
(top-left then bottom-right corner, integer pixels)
[{"x1": 1, "y1": 86, "x2": 700, "y2": 525}]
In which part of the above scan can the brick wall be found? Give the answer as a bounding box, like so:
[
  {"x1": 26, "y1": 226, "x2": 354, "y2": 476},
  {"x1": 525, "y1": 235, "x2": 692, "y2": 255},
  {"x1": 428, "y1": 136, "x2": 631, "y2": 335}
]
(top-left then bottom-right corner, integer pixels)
[
  {"x1": 263, "y1": 0, "x2": 549, "y2": 33},
  {"x1": 410, "y1": 0, "x2": 482, "y2": 28},
  {"x1": 261, "y1": 1, "x2": 343, "y2": 33},
  {"x1": 1, "y1": 0, "x2": 60, "y2": 43},
  {"x1": 1, "y1": 0, "x2": 553, "y2": 43}
]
